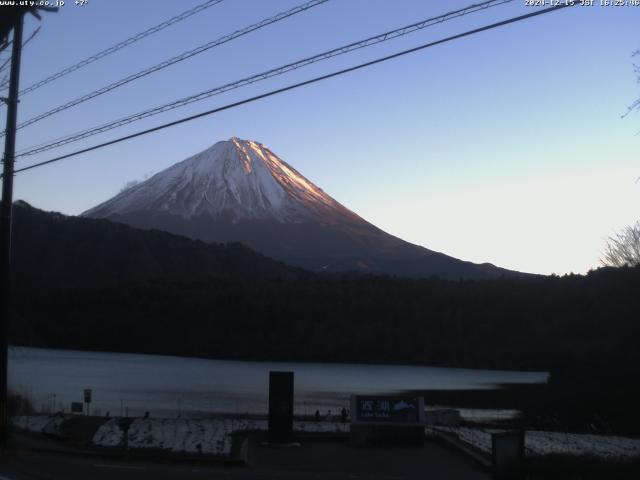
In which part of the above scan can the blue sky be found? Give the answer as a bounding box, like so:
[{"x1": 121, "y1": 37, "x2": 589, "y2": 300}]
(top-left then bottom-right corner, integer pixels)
[{"x1": 3, "y1": 0, "x2": 639, "y2": 275}]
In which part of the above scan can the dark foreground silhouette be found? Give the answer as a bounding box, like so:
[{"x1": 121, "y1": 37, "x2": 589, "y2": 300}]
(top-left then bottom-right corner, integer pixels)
[{"x1": 9, "y1": 202, "x2": 640, "y2": 434}]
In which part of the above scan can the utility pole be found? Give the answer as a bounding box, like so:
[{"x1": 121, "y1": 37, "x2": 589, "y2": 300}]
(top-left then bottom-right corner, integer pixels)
[
  {"x1": 0, "y1": 5, "x2": 56, "y2": 448},
  {"x1": 0, "y1": 9, "x2": 24, "y2": 449}
]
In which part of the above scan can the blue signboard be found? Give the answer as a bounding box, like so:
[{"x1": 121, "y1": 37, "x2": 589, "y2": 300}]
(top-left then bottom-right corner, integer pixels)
[{"x1": 352, "y1": 395, "x2": 424, "y2": 424}]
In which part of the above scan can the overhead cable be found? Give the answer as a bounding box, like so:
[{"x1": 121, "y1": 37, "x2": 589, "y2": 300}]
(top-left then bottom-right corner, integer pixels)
[
  {"x1": 16, "y1": 0, "x2": 513, "y2": 157},
  {"x1": 18, "y1": 0, "x2": 226, "y2": 95},
  {"x1": 11, "y1": 2, "x2": 577, "y2": 176},
  {"x1": 8, "y1": 0, "x2": 329, "y2": 136}
]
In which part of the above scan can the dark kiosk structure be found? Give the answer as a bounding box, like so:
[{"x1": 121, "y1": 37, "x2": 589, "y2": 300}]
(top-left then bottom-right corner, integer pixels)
[{"x1": 268, "y1": 371, "x2": 294, "y2": 444}]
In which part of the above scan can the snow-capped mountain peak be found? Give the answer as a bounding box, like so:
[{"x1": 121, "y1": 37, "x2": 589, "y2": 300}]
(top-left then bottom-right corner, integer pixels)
[
  {"x1": 83, "y1": 138, "x2": 359, "y2": 225},
  {"x1": 84, "y1": 137, "x2": 523, "y2": 280}
]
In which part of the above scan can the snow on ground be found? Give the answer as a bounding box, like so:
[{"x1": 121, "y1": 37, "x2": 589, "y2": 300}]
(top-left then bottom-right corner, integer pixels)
[
  {"x1": 12, "y1": 415, "x2": 52, "y2": 433},
  {"x1": 92, "y1": 417, "x2": 349, "y2": 456},
  {"x1": 128, "y1": 418, "x2": 235, "y2": 455},
  {"x1": 430, "y1": 426, "x2": 640, "y2": 461},
  {"x1": 11, "y1": 414, "x2": 66, "y2": 437},
  {"x1": 14, "y1": 414, "x2": 640, "y2": 461},
  {"x1": 294, "y1": 420, "x2": 349, "y2": 433},
  {"x1": 93, "y1": 418, "x2": 253, "y2": 455},
  {"x1": 91, "y1": 418, "x2": 124, "y2": 447}
]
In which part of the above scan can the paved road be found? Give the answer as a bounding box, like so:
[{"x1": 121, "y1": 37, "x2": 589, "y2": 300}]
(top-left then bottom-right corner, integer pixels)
[{"x1": 0, "y1": 440, "x2": 491, "y2": 480}]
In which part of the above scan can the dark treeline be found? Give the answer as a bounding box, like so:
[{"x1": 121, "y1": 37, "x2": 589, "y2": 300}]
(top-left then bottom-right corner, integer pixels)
[
  {"x1": 9, "y1": 202, "x2": 640, "y2": 432},
  {"x1": 11, "y1": 268, "x2": 640, "y2": 372},
  {"x1": 11, "y1": 267, "x2": 640, "y2": 432},
  {"x1": 10, "y1": 201, "x2": 301, "y2": 291}
]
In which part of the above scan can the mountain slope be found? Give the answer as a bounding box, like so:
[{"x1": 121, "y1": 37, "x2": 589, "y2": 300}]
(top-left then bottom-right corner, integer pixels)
[
  {"x1": 84, "y1": 138, "x2": 521, "y2": 280},
  {"x1": 11, "y1": 201, "x2": 298, "y2": 291}
]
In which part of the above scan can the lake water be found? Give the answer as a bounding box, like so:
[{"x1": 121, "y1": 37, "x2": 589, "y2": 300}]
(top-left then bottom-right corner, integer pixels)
[{"x1": 9, "y1": 346, "x2": 548, "y2": 419}]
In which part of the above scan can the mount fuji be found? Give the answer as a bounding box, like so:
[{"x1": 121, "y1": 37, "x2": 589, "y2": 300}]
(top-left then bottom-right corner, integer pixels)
[{"x1": 83, "y1": 138, "x2": 518, "y2": 279}]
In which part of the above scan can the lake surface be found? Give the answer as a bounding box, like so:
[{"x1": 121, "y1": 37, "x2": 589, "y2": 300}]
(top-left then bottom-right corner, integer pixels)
[{"x1": 9, "y1": 346, "x2": 548, "y2": 418}]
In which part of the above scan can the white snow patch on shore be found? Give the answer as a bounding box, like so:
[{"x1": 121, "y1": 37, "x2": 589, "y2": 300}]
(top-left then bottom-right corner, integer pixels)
[
  {"x1": 92, "y1": 418, "x2": 124, "y2": 447},
  {"x1": 11, "y1": 414, "x2": 66, "y2": 437},
  {"x1": 92, "y1": 418, "x2": 349, "y2": 456},
  {"x1": 12, "y1": 415, "x2": 51, "y2": 433},
  {"x1": 294, "y1": 421, "x2": 349, "y2": 433},
  {"x1": 430, "y1": 426, "x2": 640, "y2": 460}
]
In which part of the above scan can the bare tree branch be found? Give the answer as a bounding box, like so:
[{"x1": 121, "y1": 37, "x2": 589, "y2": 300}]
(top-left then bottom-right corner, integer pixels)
[
  {"x1": 622, "y1": 50, "x2": 640, "y2": 118},
  {"x1": 602, "y1": 221, "x2": 640, "y2": 267}
]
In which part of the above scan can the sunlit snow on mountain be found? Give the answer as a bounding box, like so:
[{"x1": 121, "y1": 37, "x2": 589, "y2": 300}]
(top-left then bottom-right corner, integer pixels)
[{"x1": 84, "y1": 138, "x2": 522, "y2": 280}]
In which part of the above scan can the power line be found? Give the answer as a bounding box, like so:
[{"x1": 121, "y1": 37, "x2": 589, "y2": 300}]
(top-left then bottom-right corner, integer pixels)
[
  {"x1": 0, "y1": 39, "x2": 12, "y2": 55},
  {"x1": 7, "y1": 0, "x2": 329, "y2": 136},
  {"x1": 0, "y1": 26, "x2": 39, "y2": 74},
  {"x1": 11, "y1": 2, "x2": 576, "y2": 177},
  {"x1": 17, "y1": 0, "x2": 225, "y2": 96},
  {"x1": 16, "y1": 0, "x2": 514, "y2": 158},
  {"x1": 0, "y1": 26, "x2": 40, "y2": 90}
]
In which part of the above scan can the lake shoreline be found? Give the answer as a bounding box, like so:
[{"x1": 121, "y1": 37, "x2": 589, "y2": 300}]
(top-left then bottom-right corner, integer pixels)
[
  {"x1": 8, "y1": 343, "x2": 549, "y2": 375},
  {"x1": 8, "y1": 345, "x2": 548, "y2": 422}
]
